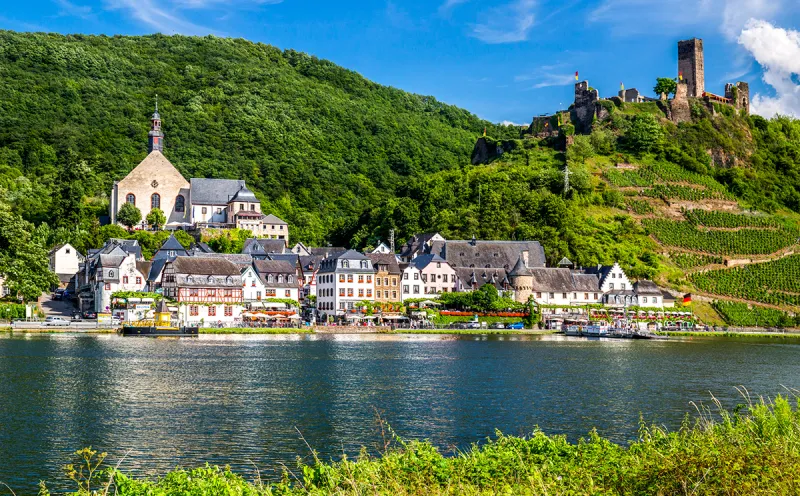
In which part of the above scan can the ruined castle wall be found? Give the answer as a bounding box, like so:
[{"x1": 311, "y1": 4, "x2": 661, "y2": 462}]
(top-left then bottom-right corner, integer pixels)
[
  {"x1": 572, "y1": 81, "x2": 599, "y2": 134},
  {"x1": 670, "y1": 82, "x2": 691, "y2": 123}
]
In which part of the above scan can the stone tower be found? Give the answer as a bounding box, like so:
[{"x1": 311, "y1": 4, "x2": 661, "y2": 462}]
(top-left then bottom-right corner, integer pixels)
[
  {"x1": 678, "y1": 38, "x2": 704, "y2": 98},
  {"x1": 148, "y1": 100, "x2": 164, "y2": 153},
  {"x1": 725, "y1": 82, "x2": 751, "y2": 114}
]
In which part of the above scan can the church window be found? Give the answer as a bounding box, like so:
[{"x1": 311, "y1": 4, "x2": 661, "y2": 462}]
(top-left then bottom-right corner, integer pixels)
[
  {"x1": 126, "y1": 194, "x2": 136, "y2": 205},
  {"x1": 175, "y1": 195, "x2": 185, "y2": 212},
  {"x1": 151, "y1": 193, "x2": 161, "y2": 210}
]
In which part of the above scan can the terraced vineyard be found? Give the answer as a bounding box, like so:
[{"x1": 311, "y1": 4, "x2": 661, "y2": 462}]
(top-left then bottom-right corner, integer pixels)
[
  {"x1": 626, "y1": 199, "x2": 655, "y2": 215},
  {"x1": 604, "y1": 162, "x2": 727, "y2": 190},
  {"x1": 668, "y1": 252, "x2": 724, "y2": 270},
  {"x1": 683, "y1": 210, "x2": 778, "y2": 228},
  {"x1": 712, "y1": 301, "x2": 798, "y2": 327},
  {"x1": 692, "y1": 256, "x2": 800, "y2": 307},
  {"x1": 643, "y1": 219, "x2": 798, "y2": 255},
  {"x1": 642, "y1": 184, "x2": 734, "y2": 201}
]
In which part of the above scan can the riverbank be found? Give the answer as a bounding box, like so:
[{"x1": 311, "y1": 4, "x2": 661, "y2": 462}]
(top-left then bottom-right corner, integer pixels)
[
  {"x1": 390, "y1": 329, "x2": 557, "y2": 335},
  {"x1": 42, "y1": 396, "x2": 800, "y2": 495},
  {"x1": 199, "y1": 327, "x2": 313, "y2": 334},
  {"x1": 658, "y1": 330, "x2": 800, "y2": 339}
]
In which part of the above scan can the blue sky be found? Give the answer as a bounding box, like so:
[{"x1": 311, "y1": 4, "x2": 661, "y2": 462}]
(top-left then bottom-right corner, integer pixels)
[{"x1": 2, "y1": 0, "x2": 800, "y2": 122}]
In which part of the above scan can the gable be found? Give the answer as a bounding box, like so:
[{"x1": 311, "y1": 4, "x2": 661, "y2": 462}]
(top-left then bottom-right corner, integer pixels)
[{"x1": 117, "y1": 151, "x2": 189, "y2": 190}]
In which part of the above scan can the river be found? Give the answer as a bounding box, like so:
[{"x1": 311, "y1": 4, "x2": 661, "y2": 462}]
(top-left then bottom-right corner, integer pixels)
[{"x1": 1, "y1": 332, "x2": 798, "y2": 491}]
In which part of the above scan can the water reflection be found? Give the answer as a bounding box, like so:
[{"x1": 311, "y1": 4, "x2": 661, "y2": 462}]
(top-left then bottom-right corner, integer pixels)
[{"x1": 1, "y1": 333, "x2": 799, "y2": 492}]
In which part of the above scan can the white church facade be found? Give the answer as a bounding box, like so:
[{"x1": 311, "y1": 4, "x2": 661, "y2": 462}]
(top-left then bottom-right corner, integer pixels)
[{"x1": 109, "y1": 107, "x2": 288, "y2": 242}]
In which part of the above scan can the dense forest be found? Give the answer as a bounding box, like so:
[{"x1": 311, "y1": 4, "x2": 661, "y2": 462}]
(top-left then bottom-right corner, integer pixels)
[{"x1": 3, "y1": 31, "x2": 800, "y2": 316}]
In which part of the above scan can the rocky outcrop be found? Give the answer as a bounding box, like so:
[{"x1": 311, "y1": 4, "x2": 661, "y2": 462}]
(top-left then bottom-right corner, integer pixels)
[{"x1": 471, "y1": 138, "x2": 519, "y2": 165}]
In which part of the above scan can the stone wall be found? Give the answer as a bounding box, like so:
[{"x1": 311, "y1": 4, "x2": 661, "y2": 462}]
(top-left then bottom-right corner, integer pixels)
[
  {"x1": 471, "y1": 138, "x2": 519, "y2": 165},
  {"x1": 725, "y1": 82, "x2": 750, "y2": 114},
  {"x1": 670, "y1": 82, "x2": 691, "y2": 124}
]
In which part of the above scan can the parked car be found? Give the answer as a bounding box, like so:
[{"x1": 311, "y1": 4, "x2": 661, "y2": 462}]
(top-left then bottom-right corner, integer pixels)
[
  {"x1": 506, "y1": 322, "x2": 525, "y2": 330},
  {"x1": 111, "y1": 317, "x2": 121, "y2": 326},
  {"x1": 82, "y1": 311, "x2": 97, "y2": 319},
  {"x1": 52, "y1": 292, "x2": 63, "y2": 301},
  {"x1": 43, "y1": 316, "x2": 70, "y2": 327},
  {"x1": 71, "y1": 312, "x2": 82, "y2": 321},
  {"x1": 489, "y1": 322, "x2": 506, "y2": 329},
  {"x1": 465, "y1": 321, "x2": 481, "y2": 329}
]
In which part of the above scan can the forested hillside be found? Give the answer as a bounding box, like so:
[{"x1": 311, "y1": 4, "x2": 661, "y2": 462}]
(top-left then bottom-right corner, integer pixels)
[{"x1": 0, "y1": 31, "x2": 517, "y2": 246}]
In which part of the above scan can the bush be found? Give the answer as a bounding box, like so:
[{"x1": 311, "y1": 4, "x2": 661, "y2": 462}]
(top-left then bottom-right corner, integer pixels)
[
  {"x1": 624, "y1": 114, "x2": 664, "y2": 154},
  {"x1": 590, "y1": 128, "x2": 616, "y2": 155}
]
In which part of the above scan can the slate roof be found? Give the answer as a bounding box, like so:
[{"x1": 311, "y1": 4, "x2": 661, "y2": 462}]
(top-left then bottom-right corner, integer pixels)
[
  {"x1": 229, "y1": 185, "x2": 258, "y2": 203},
  {"x1": 152, "y1": 234, "x2": 188, "y2": 261},
  {"x1": 262, "y1": 214, "x2": 287, "y2": 225},
  {"x1": 254, "y1": 260, "x2": 297, "y2": 288},
  {"x1": 399, "y1": 232, "x2": 440, "y2": 259},
  {"x1": 308, "y1": 247, "x2": 346, "y2": 258},
  {"x1": 527, "y1": 268, "x2": 601, "y2": 293},
  {"x1": 98, "y1": 254, "x2": 126, "y2": 269},
  {"x1": 634, "y1": 280, "x2": 663, "y2": 295},
  {"x1": 661, "y1": 291, "x2": 677, "y2": 301},
  {"x1": 242, "y1": 238, "x2": 286, "y2": 255},
  {"x1": 318, "y1": 250, "x2": 373, "y2": 273},
  {"x1": 204, "y1": 253, "x2": 254, "y2": 269},
  {"x1": 365, "y1": 253, "x2": 401, "y2": 274},
  {"x1": 410, "y1": 254, "x2": 448, "y2": 271},
  {"x1": 136, "y1": 261, "x2": 152, "y2": 279},
  {"x1": 454, "y1": 267, "x2": 510, "y2": 290},
  {"x1": 159, "y1": 234, "x2": 185, "y2": 251},
  {"x1": 147, "y1": 258, "x2": 168, "y2": 282},
  {"x1": 438, "y1": 240, "x2": 546, "y2": 270},
  {"x1": 190, "y1": 178, "x2": 246, "y2": 205},
  {"x1": 583, "y1": 265, "x2": 614, "y2": 282},
  {"x1": 170, "y1": 256, "x2": 242, "y2": 276}
]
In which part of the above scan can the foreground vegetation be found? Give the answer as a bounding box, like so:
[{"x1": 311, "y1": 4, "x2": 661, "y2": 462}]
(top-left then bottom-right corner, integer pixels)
[{"x1": 39, "y1": 395, "x2": 800, "y2": 494}]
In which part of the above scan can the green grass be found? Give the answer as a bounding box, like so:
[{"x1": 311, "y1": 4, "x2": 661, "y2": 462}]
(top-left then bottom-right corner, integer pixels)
[
  {"x1": 658, "y1": 330, "x2": 800, "y2": 338},
  {"x1": 40, "y1": 395, "x2": 800, "y2": 495},
  {"x1": 390, "y1": 329, "x2": 531, "y2": 335},
  {"x1": 199, "y1": 328, "x2": 313, "y2": 334}
]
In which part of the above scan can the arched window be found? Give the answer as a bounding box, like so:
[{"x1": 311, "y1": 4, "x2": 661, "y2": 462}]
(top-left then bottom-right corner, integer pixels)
[
  {"x1": 151, "y1": 193, "x2": 161, "y2": 210},
  {"x1": 288, "y1": 276, "x2": 293, "y2": 284},
  {"x1": 126, "y1": 193, "x2": 136, "y2": 205},
  {"x1": 175, "y1": 195, "x2": 185, "y2": 213},
  {"x1": 277, "y1": 275, "x2": 284, "y2": 283},
  {"x1": 268, "y1": 274, "x2": 274, "y2": 283}
]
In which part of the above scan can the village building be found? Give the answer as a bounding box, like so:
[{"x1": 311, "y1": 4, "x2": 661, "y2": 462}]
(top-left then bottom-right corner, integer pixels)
[
  {"x1": 453, "y1": 268, "x2": 512, "y2": 293},
  {"x1": 77, "y1": 239, "x2": 146, "y2": 312},
  {"x1": 240, "y1": 264, "x2": 266, "y2": 303},
  {"x1": 242, "y1": 238, "x2": 289, "y2": 257},
  {"x1": 399, "y1": 263, "x2": 423, "y2": 302},
  {"x1": 109, "y1": 109, "x2": 287, "y2": 234},
  {"x1": 399, "y1": 232, "x2": 445, "y2": 262},
  {"x1": 632, "y1": 281, "x2": 664, "y2": 308},
  {"x1": 365, "y1": 253, "x2": 402, "y2": 303},
  {"x1": 92, "y1": 252, "x2": 148, "y2": 313},
  {"x1": 316, "y1": 250, "x2": 375, "y2": 317},
  {"x1": 161, "y1": 257, "x2": 245, "y2": 325},
  {"x1": 371, "y1": 242, "x2": 392, "y2": 254},
  {"x1": 48, "y1": 243, "x2": 84, "y2": 289},
  {"x1": 410, "y1": 254, "x2": 457, "y2": 298},
  {"x1": 253, "y1": 259, "x2": 299, "y2": 303},
  {"x1": 584, "y1": 263, "x2": 634, "y2": 306}
]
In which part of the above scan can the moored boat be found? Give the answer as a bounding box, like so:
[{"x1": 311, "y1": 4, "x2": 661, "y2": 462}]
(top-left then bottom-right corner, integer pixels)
[{"x1": 120, "y1": 300, "x2": 199, "y2": 337}]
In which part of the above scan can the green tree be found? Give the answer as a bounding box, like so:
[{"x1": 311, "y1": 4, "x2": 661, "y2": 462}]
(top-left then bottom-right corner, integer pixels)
[
  {"x1": 117, "y1": 203, "x2": 142, "y2": 230},
  {"x1": 146, "y1": 208, "x2": 166, "y2": 230},
  {"x1": 0, "y1": 206, "x2": 58, "y2": 301},
  {"x1": 654, "y1": 77, "x2": 677, "y2": 98},
  {"x1": 625, "y1": 114, "x2": 664, "y2": 155}
]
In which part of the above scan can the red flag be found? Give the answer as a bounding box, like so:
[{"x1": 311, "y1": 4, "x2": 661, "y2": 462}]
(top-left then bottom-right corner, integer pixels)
[{"x1": 575, "y1": 71, "x2": 579, "y2": 81}]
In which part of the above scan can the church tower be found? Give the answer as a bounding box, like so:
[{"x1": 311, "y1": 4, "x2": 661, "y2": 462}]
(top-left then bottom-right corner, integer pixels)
[{"x1": 148, "y1": 99, "x2": 164, "y2": 153}]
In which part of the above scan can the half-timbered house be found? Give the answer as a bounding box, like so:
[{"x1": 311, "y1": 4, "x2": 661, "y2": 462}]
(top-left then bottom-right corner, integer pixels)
[{"x1": 161, "y1": 257, "x2": 244, "y2": 325}]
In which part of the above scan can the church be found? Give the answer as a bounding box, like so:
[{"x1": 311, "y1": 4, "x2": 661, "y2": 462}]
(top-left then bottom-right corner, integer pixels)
[{"x1": 109, "y1": 107, "x2": 289, "y2": 242}]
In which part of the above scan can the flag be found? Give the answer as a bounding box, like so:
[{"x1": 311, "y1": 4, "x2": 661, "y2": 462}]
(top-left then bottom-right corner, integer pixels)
[
  {"x1": 682, "y1": 294, "x2": 692, "y2": 306},
  {"x1": 575, "y1": 71, "x2": 579, "y2": 81},
  {"x1": 620, "y1": 82, "x2": 624, "y2": 91},
  {"x1": 557, "y1": 113, "x2": 562, "y2": 126},
  {"x1": 679, "y1": 71, "x2": 683, "y2": 81},
  {"x1": 483, "y1": 127, "x2": 486, "y2": 137}
]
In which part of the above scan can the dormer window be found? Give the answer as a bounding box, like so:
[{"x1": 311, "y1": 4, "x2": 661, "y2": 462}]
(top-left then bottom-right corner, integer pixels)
[
  {"x1": 268, "y1": 274, "x2": 274, "y2": 283},
  {"x1": 108, "y1": 270, "x2": 114, "y2": 277},
  {"x1": 278, "y1": 275, "x2": 284, "y2": 283}
]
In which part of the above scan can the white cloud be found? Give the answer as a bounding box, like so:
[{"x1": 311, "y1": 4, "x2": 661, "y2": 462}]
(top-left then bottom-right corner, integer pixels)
[
  {"x1": 588, "y1": 0, "x2": 779, "y2": 40},
  {"x1": 54, "y1": 0, "x2": 93, "y2": 19},
  {"x1": 531, "y1": 73, "x2": 576, "y2": 89},
  {"x1": 439, "y1": 0, "x2": 470, "y2": 13},
  {"x1": 501, "y1": 120, "x2": 524, "y2": 126},
  {"x1": 738, "y1": 19, "x2": 800, "y2": 117},
  {"x1": 469, "y1": 0, "x2": 536, "y2": 44}
]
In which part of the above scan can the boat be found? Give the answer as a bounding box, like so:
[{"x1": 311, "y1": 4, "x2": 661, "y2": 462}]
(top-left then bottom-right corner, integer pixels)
[
  {"x1": 120, "y1": 300, "x2": 199, "y2": 337},
  {"x1": 582, "y1": 321, "x2": 610, "y2": 337}
]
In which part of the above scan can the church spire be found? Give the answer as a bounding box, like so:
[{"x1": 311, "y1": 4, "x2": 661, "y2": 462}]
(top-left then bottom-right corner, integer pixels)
[{"x1": 148, "y1": 95, "x2": 164, "y2": 153}]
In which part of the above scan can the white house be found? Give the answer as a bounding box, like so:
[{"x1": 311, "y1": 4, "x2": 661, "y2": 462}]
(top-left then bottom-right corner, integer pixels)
[
  {"x1": 253, "y1": 260, "x2": 299, "y2": 303},
  {"x1": 48, "y1": 243, "x2": 84, "y2": 288},
  {"x1": 241, "y1": 265, "x2": 266, "y2": 303},
  {"x1": 93, "y1": 253, "x2": 148, "y2": 313},
  {"x1": 410, "y1": 254, "x2": 457, "y2": 299},
  {"x1": 400, "y1": 263, "x2": 423, "y2": 302},
  {"x1": 316, "y1": 250, "x2": 375, "y2": 317}
]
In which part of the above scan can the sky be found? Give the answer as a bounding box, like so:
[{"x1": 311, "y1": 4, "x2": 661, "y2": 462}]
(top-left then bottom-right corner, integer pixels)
[{"x1": 2, "y1": 0, "x2": 800, "y2": 123}]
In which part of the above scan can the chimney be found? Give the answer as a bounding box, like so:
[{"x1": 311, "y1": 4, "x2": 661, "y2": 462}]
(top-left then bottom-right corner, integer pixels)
[{"x1": 522, "y1": 250, "x2": 529, "y2": 267}]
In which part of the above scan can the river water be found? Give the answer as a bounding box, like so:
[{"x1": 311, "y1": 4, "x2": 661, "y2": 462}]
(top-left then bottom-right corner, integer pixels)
[{"x1": 1, "y1": 332, "x2": 799, "y2": 491}]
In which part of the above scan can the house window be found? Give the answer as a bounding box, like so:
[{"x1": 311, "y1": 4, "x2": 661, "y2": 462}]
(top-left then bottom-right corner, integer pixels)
[
  {"x1": 593, "y1": 293, "x2": 598, "y2": 299},
  {"x1": 413, "y1": 285, "x2": 420, "y2": 294},
  {"x1": 609, "y1": 283, "x2": 614, "y2": 290},
  {"x1": 383, "y1": 277, "x2": 388, "y2": 286},
  {"x1": 65, "y1": 248, "x2": 70, "y2": 254},
  {"x1": 392, "y1": 291, "x2": 397, "y2": 299},
  {"x1": 366, "y1": 289, "x2": 372, "y2": 297},
  {"x1": 584, "y1": 293, "x2": 589, "y2": 300},
  {"x1": 285, "y1": 290, "x2": 291, "y2": 297},
  {"x1": 136, "y1": 277, "x2": 142, "y2": 284},
  {"x1": 391, "y1": 278, "x2": 397, "y2": 286},
  {"x1": 239, "y1": 204, "x2": 244, "y2": 211},
  {"x1": 413, "y1": 273, "x2": 419, "y2": 280},
  {"x1": 268, "y1": 274, "x2": 274, "y2": 283},
  {"x1": 189, "y1": 288, "x2": 198, "y2": 296},
  {"x1": 383, "y1": 290, "x2": 388, "y2": 298},
  {"x1": 288, "y1": 276, "x2": 293, "y2": 284},
  {"x1": 348, "y1": 275, "x2": 353, "y2": 283},
  {"x1": 209, "y1": 306, "x2": 216, "y2": 316},
  {"x1": 216, "y1": 208, "x2": 222, "y2": 214},
  {"x1": 403, "y1": 273, "x2": 408, "y2": 280},
  {"x1": 347, "y1": 289, "x2": 353, "y2": 297},
  {"x1": 190, "y1": 305, "x2": 199, "y2": 316},
  {"x1": 277, "y1": 275, "x2": 284, "y2": 283},
  {"x1": 339, "y1": 275, "x2": 345, "y2": 283},
  {"x1": 549, "y1": 292, "x2": 554, "y2": 299},
  {"x1": 123, "y1": 276, "x2": 129, "y2": 284},
  {"x1": 175, "y1": 195, "x2": 185, "y2": 212},
  {"x1": 367, "y1": 275, "x2": 372, "y2": 284},
  {"x1": 266, "y1": 289, "x2": 276, "y2": 297},
  {"x1": 654, "y1": 297, "x2": 659, "y2": 304},
  {"x1": 104, "y1": 283, "x2": 111, "y2": 290},
  {"x1": 437, "y1": 262, "x2": 441, "y2": 268},
  {"x1": 126, "y1": 193, "x2": 136, "y2": 205},
  {"x1": 151, "y1": 193, "x2": 160, "y2": 209},
  {"x1": 224, "y1": 289, "x2": 232, "y2": 297},
  {"x1": 643, "y1": 297, "x2": 648, "y2": 303},
  {"x1": 376, "y1": 278, "x2": 382, "y2": 286},
  {"x1": 250, "y1": 204, "x2": 255, "y2": 211},
  {"x1": 443, "y1": 274, "x2": 448, "y2": 283},
  {"x1": 536, "y1": 292, "x2": 541, "y2": 298},
  {"x1": 339, "y1": 289, "x2": 345, "y2": 297},
  {"x1": 358, "y1": 289, "x2": 364, "y2": 297},
  {"x1": 208, "y1": 289, "x2": 216, "y2": 297},
  {"x1": 339, "y1": 302, "x2": 345, "y2": 310},
  {"x1": 621, "y1": 284, "x2": 626, "y2": 290},
  {"x1": 202, "y1": 207, "x2": 208, "y2": 215},
  {"x1": 224, "y1": 306, "x2": 233, "y2": 316},
  {"x1": 562, "y1": 293, "x2": 568, "y2": 299},
  {"x1": 358, "y1": 275, "x2": 364, "y2": 283}
]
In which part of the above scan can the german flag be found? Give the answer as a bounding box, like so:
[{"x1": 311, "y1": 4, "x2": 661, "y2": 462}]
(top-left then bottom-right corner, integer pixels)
[
  {"x1": 683, "y1": 293, "x2": 692, "y2": 306},
  {"x1": 575, "y1": 71, "x2": 579, "y2": 81}
]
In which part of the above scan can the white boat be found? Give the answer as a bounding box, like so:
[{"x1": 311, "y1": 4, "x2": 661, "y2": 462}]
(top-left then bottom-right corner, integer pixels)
[{"x1": 582, "y1": 321, "x2": 610, "y2": 337}]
